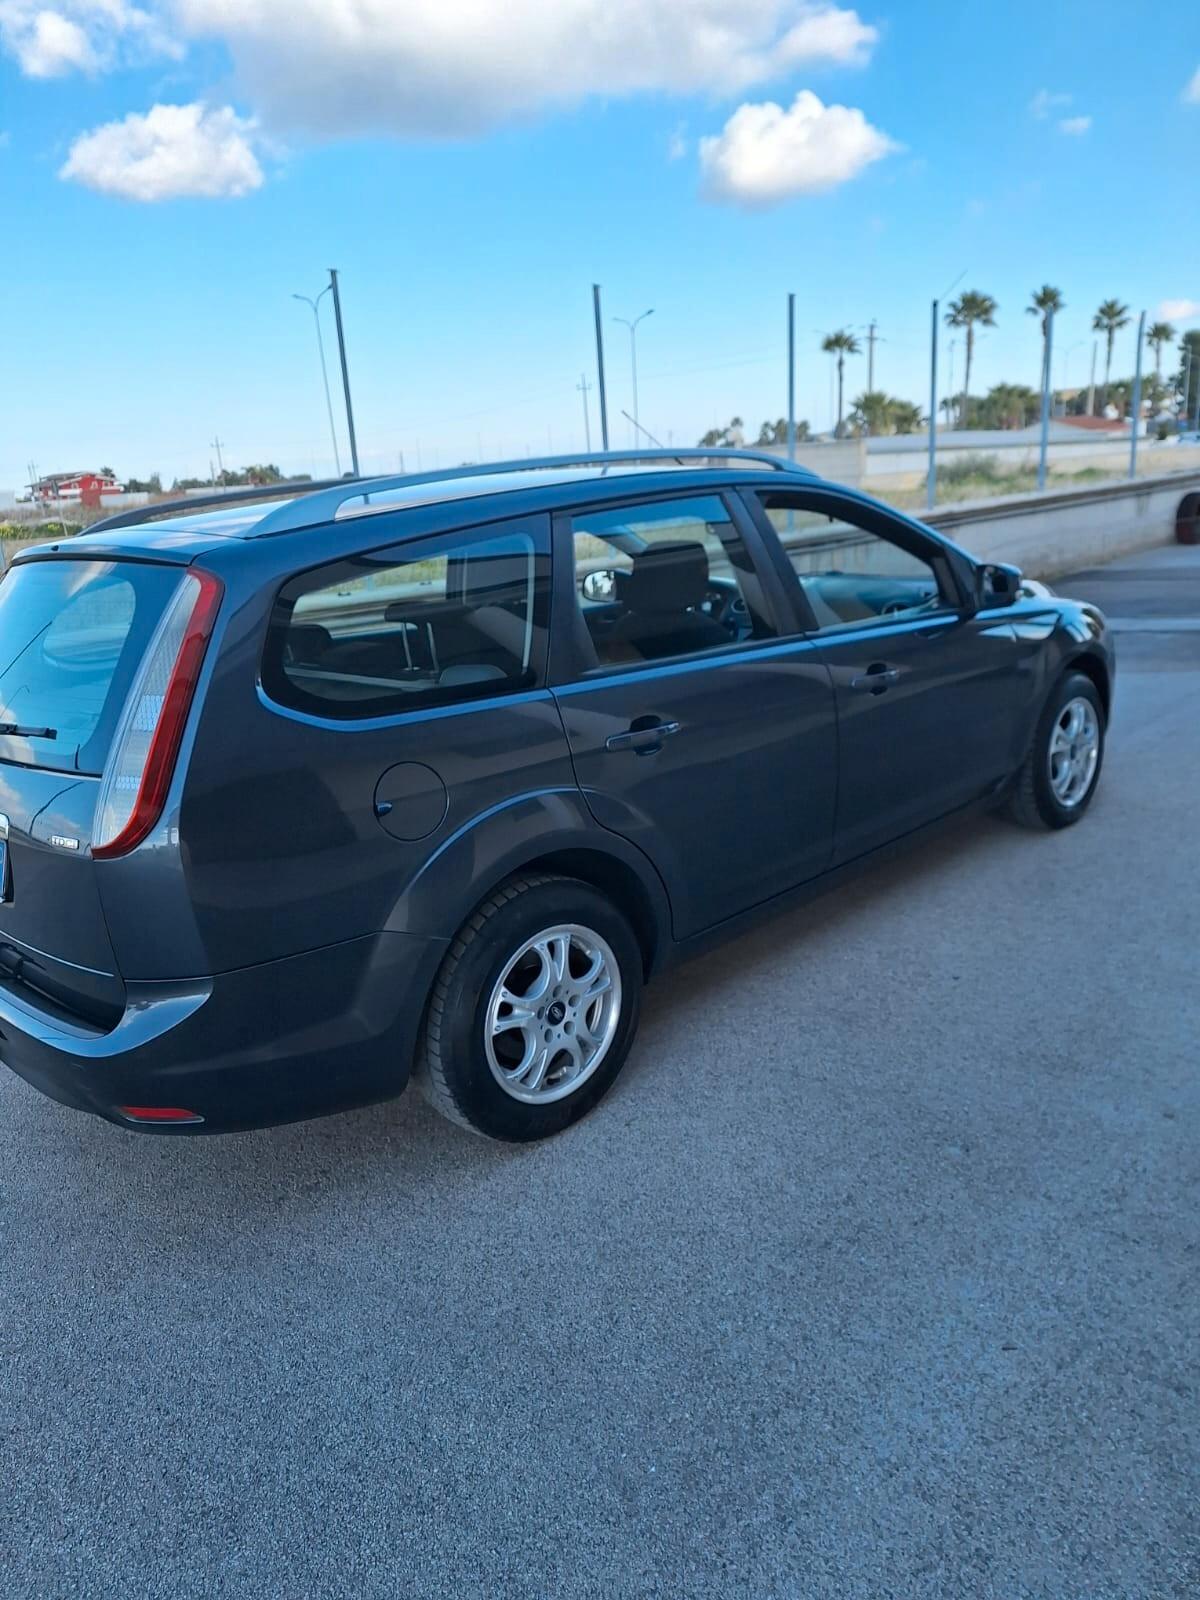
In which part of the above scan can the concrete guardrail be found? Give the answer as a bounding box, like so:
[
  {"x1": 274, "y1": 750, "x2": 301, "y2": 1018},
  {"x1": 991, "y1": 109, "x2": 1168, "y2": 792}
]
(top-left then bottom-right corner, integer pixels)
[{"x1": 919, "y1": 469, "x2": 1200, "y2": 579}]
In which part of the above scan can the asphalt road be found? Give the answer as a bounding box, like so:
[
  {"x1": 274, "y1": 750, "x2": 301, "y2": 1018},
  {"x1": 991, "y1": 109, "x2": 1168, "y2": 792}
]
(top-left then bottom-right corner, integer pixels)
[{"x1": 2, "y1": 544, "x2": 1198, "y2": 1599}]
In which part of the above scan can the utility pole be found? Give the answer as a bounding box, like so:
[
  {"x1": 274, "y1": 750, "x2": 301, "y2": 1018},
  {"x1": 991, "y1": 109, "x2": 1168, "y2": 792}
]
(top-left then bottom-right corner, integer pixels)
[
  {"x1": 1087, "y1": 340, "x2": 1098, "y2": 418},
  {"x1": 592, "y1": 285, "x2": 610, "y2": 451},
  {"x1": 787, "y1": 293, "x2": 796, "y2": 462},
  {"x1": 1129, "y1": 310, "x2": 1146, "y2": 479},
  {"x1": 1037, "y1": 306, "x2": 1054, "y2": 492},
  {"x1": 577, "y1": 374, "x2": 593, "y2": 451},
  {"x1": 211, "y1": 436, "x2": 225, "y2": 484},
  {"x1": 927, "y1": 301, "x2": 939, "y2": 510},
  {"x1": 327, "y1": 268, "x2": 360, "y2": 477},
  {"x1": 867, "y1": 319, "x2": 878, "y2": 393}
]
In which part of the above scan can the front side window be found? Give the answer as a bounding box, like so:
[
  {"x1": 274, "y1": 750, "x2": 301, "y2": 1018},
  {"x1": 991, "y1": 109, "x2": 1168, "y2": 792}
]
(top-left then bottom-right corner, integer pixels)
[
  {"x1": 572, "y1": 494, "x2": 776, "y2": 668},
  {"x1": 756, "y1": 494, "x2": 950, "y2": 632},
  {"x1": 262, "y1": 527, "x2": 549, "y2": 718}
]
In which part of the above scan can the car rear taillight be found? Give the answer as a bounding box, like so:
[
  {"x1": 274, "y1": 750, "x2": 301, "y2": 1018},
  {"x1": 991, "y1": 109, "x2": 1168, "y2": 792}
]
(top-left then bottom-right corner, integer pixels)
[{"x1": 92, "y1": 569, "x2": 223, "y2": 860}]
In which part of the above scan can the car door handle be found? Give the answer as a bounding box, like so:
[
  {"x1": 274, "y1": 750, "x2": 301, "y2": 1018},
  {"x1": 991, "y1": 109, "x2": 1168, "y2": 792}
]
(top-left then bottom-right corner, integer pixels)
[
  {"x1": 850, "y1": 665, "x2": 900, "y2": 694},
  {"x1": 605, "y1": 720, "x2": 682, "y2": 753}
]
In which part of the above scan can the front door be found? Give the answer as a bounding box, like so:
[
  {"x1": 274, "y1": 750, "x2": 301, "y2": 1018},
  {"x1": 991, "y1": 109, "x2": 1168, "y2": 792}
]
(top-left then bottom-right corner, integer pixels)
[
  {"x1": 745, "y1": 487, "x2": 1025, "y2": 863},
  {"x1": 551, "y1": 491, "x2": 837, "y2": 939}
]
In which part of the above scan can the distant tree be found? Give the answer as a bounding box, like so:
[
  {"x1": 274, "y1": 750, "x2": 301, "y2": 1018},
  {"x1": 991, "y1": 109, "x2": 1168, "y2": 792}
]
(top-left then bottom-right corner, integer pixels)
[
  {"x1": 945, "y1": 292, "x2": 998, "y2": 427},
  {"x1": 125, "y1": 473, "x2": 163, "y2": 494},
  {"x1": 820, "y1": 330, "x2": 861, "y2": 437},
  {"x1": 889, "y1": 399, "x2": 923, "y2": 435},
  {"x1": 756, "y1": 418, "x2": 810, "y2": 445},
  {"x1": 1026, "y1": 285, "x2": 1064, "y2": 394},
  {"x1": 980, "y1": 382, "x2": 1038, "y2": 429},
  {"x1": 847, "y1": 391, "x2": 893, "y2": 435},
  {"x1": 1178, "y1": 329, "x2": 1200, "y2": 420},
  {"x1": 1026, "y1": 284, "x2": 1064, "y2": 339},
  {"x1": 1092, "y1": 298, "x2": 1131, "y2": 413},
  {"x1": 698, "y1": 417, "x2": 745, "y2": 448},
  {"x1": 98, "y1": 465, "x2": 116, "y2": 480},
  {"x1": 1146, "y1": 320, "x2": 1176, "y2": 379}
]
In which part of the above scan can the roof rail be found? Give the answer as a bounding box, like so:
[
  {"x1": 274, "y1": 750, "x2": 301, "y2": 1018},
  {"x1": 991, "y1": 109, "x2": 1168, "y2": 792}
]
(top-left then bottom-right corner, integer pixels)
[
  {"x1": 84, "y1": 449, "x2": 808, "y2": 538},
  {"x1": 85, "y1": 476, "x2": 351, "y2": 535},
  {"x1": 250, "y1": 448, "x2": 808, "y2": 537}
]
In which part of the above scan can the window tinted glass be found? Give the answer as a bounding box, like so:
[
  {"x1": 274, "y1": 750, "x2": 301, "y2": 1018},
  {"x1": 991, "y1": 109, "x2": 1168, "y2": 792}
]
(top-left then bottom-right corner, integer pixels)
[
  {"x1": 572, "y1": 494, "x2": 776, "y2": 667},
  {"x1": 757, "y1": 494, "x2": 947, "y2": 632},
  {"x1": 263, "y1": 528, "x2": 549, "y2": 719},
  {"x1": 0, "y1": 559, "x2": 182, "y2": 774}
]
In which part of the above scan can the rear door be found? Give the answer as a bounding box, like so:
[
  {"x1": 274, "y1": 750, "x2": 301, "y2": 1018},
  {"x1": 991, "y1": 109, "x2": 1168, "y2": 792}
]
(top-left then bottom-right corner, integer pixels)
[
  {"x1": 549, "y1": 490, "x2": 837, "y2": 939},
  {"x1": 0, "y1": 555, "x2": 190, "y2": 1022},
  {"x1": 744, "y1": 487, "x2": 1026, "y2": 862}
]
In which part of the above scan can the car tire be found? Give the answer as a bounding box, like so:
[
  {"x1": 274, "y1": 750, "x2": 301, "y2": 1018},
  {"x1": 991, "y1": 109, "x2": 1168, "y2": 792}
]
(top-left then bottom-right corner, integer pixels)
[
  {"x1": 415, "y1": 873, "x2": 643, "y2": 1141},
  {"x1": 1007, "y1": 669, "x2": 1106, "y2": 830}
]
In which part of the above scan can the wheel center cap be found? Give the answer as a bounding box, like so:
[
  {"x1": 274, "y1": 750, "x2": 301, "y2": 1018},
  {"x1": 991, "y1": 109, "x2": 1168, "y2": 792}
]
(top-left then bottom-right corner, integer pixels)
[{"x1": 547, "y1": 1000, "x2": 567, "y2": 1025}]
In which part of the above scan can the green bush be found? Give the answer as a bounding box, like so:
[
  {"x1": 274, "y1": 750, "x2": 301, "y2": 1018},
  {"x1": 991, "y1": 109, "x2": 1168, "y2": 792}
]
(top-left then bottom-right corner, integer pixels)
[
  {"x1": 936, "y1": 453, "x2": 1008, "y2": 486},
  {"x1": 0, "y1": 520, "x2": 85, "y2": 540}
]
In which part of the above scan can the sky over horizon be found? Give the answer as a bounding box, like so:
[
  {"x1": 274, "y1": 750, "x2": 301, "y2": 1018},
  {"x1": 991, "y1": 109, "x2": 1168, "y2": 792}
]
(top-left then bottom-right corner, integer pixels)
[{"x1": 1, "y1": 0, "x2": 1198, "y2": 489}]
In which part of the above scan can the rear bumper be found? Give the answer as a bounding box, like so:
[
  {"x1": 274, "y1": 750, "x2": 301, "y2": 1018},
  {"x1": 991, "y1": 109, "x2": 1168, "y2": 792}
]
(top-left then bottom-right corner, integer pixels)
[{"x1": 0, "y1": 930, "x2": 447, "y2": 1133}]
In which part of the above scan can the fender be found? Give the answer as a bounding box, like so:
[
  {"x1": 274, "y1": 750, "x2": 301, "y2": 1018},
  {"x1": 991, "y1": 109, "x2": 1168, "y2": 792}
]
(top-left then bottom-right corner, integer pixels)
[{"x1": 382, "y1": 785, "x2": 674, "y2": 972}]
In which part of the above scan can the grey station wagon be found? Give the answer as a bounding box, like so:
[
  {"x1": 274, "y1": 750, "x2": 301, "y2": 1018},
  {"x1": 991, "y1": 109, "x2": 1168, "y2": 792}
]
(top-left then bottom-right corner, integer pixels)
[{"x1": 0, "y1": 451, "x2": 1113, "y2": 1140}]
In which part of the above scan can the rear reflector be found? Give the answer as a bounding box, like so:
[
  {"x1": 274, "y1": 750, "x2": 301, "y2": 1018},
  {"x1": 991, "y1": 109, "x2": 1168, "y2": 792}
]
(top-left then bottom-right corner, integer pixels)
[
  {"x1": 118, "y1": 1106, "x2": 205, "y2": 1125},
  {"x1": 92, "y1": 568, "x2": 223, "y2": 860}
]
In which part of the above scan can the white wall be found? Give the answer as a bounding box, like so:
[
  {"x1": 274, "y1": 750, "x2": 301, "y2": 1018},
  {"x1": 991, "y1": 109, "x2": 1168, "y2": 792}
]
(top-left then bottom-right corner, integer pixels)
[{"x1": 922, "y1": 470, "x2": 1200, "y2": 579}]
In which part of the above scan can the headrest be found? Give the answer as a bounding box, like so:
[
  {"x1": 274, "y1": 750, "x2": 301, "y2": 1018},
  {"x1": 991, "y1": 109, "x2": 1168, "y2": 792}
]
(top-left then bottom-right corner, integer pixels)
[
  {"x1": 287, "y1": 623, "x2": 333, "y2": 661},
  {"x1": 625, "y1": 541, "x2": 710, "y2": 612}
]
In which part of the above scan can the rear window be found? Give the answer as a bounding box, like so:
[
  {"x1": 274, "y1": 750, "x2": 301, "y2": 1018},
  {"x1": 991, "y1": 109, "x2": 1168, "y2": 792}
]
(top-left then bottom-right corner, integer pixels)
[
  {"x1": 262, "y1": 526, "x2": 550, "y2": 720},
  {"x1": 0, "y1": 559, "x2": 184, "y2": 775}
]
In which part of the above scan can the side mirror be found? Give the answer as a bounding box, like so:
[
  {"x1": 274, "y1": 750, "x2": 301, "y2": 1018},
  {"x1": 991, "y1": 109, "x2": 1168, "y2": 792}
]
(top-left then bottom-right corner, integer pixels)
[
  {"x1": 975, "y1": 561, "x2": 1022, "y2": 609},
  {"x1": 581, "y1": 569, "x2": 618, "y2": 604}
]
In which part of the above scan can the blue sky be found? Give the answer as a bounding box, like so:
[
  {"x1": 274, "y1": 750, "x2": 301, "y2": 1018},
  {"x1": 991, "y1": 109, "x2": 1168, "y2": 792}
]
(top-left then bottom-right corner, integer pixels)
[{"x1": 1, "y1": 0, "x2": 1198, "y2": 491}]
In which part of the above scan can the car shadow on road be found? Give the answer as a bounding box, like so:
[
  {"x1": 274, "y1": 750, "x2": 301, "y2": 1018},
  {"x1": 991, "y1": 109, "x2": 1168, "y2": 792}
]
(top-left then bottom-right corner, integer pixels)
[{"x1": 14, "y1": 808, "x2": 1012, "y2": 1223}]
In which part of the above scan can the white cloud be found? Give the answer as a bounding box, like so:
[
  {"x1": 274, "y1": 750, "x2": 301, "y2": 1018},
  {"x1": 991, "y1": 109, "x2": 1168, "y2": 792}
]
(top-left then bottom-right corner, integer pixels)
[
  {"x1": 0, "y1": 0, "x2": 178, "y2": 76},
  {"x1": 171, "y1": 0, "x2": 879, "y2": 135},
  {"x1": 699, "y1": 88, "x2": 897, "y2": 207},
  {"x1": 1184, "y1": 67, "x2": 1200, "y2": 103},
  {"x1": 1058, "y1": 115, "x2": 1091, "y2": 135},
  {"x1": 1158, "y1": 299, "x2": 1200, "y2": 321},
  {"x1": 1030, "y1": 88, "x2": 1071, "y2": 119},
  {"x1": 667, "y1": 122, "x2": 688, "y2": 162},
  {"x1": 60, "y1": 102, "x2": 263, "y2": 200}
]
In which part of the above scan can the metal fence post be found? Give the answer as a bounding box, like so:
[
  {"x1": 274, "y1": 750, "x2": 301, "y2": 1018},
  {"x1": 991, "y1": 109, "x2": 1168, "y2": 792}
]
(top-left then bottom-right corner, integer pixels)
[
  {"x1": 927, "y1": 300, "x2": 938, "y2": 511},
  {"x1": 1129, "y1": 309, "x2": 1146, "y2": 479},
  {"x1": 1038, "y1": 306, "x2": 1054, "y2": 492}
]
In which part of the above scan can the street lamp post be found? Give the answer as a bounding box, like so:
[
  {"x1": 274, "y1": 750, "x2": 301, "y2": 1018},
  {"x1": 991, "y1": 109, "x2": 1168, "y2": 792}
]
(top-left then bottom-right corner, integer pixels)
[
  {"x1": 292, "y1": 287, "x2": 342, "y2": 477},
  {"x1": 614, "y1": 309, "x2": 654, "y2": 445},
  {"x1": 327, "y1": 267, "x2": 360, "y2": 478}
]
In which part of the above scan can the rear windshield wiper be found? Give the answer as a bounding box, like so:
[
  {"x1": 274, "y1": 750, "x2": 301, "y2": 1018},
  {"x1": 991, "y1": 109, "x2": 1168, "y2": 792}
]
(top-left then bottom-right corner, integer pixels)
[{"x1": 0, "y1": 722, "x2": 57, "y2": 740}]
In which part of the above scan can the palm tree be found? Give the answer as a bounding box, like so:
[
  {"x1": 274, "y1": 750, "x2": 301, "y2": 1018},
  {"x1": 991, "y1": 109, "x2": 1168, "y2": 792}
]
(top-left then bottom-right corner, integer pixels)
[
  {"x1": 889, "y1": 399, "x2": 923, "y2": 435},
  {"x1": 821, "y1": 330, "x2": 861, "y2": 436},
  {"x1": 945, "y1": 292, "x2": 998, "y2": 428},
  {"x1": 1026, "y1": 285, "x2": 1064, "y2": 394},
  {"x1": 1092, "y1": 298, "x2": 1130, "y2": 413},
  {"x1": 848, "y1": 390, "x2": 892, "y2": 435},
  {"x1": 1146, "y1": 320, "x2": 1176, "y2": 380}
]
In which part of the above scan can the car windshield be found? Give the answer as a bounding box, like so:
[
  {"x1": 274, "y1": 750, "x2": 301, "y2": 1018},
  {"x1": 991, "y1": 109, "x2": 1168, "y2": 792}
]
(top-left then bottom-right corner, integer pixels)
[{"x1": 0, "y1": 559, "x2": 184, "y2": 775}]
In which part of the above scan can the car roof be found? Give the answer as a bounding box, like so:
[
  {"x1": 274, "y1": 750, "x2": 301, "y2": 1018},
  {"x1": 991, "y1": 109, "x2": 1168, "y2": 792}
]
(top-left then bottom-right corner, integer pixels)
[{"x1": 67, "y1": 451, "x2": 818, "y2": 559}]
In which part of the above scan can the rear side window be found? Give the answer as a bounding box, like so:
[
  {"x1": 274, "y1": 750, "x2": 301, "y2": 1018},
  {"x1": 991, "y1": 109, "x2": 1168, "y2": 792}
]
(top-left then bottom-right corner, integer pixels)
[
  {"x1": 0, "y1": 559, "x2": 184, "y2": 775},
  {"x1": 262, "y1": 525, "x2": 550, "y2": 719}
]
